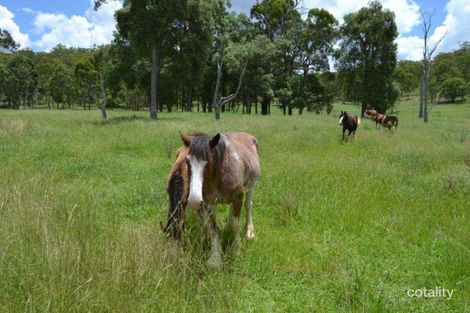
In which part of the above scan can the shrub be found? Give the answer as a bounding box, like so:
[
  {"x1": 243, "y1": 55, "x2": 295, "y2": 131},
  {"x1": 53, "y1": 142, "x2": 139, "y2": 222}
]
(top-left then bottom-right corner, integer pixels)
[{"x1": 441, "y1": 77, "x2": 467, "y2": 102}]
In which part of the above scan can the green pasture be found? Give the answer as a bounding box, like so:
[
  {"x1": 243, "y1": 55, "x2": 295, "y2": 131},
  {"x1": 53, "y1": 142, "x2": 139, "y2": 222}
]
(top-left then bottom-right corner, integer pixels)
[{"x1": 1, "y1": 100, "x2": 469, "y2": 312}]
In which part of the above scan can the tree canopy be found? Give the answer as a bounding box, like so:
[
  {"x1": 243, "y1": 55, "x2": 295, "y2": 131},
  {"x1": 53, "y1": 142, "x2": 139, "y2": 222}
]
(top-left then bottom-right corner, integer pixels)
[
  {"x1": 0, "y1": 28, "x2": 18, "y2": 52},
  {"x1": 1, "y1": 1, "x2": 467, "y2": 116},
  {"x1": 336, "y1": 1, "x2": 398, "y2": 113}
]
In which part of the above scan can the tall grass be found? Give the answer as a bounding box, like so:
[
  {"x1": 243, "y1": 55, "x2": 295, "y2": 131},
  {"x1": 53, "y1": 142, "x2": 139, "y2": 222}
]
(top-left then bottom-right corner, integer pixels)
[{"x1": 1, "y1": 100, "x2": 469, "y2": 312}]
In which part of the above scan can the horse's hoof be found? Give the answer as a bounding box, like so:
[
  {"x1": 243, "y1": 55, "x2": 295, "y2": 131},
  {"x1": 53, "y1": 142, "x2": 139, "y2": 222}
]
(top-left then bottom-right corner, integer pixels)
[{"x1": 245, "y1": 228, "x2": 256, "y2": 240}]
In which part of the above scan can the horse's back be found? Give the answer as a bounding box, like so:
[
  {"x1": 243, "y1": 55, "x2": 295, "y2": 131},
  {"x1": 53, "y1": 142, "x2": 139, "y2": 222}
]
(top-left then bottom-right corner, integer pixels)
[
  {"x1": 223, "y1": 131, "x2": 260, "y2": 189},
  {"x1": 224, "y1": 131, "x2": 258, "y2": 151}
]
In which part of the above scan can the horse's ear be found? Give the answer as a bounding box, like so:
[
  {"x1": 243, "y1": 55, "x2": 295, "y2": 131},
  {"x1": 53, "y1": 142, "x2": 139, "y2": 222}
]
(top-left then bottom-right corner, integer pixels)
[
  {"x1": 180, "y1": 132, "x2": 192, "y2": 147},
  {"x1": 209, "y1": 133, "x2": 220, "y2": 149}
]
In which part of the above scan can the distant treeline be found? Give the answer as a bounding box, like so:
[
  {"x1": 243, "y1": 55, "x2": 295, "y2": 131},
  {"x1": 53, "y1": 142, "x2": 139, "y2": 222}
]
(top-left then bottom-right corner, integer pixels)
[{"x1": 0, "y1": 0, "x2": 469, "y2": 118}]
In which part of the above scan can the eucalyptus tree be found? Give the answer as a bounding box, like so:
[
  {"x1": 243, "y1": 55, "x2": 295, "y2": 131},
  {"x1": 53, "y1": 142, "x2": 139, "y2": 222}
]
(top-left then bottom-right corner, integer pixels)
[
  {"x1": 251, "y1": 0, "x2": 301, "y2": 41},
  {"x1": 0, "y1": 28, "x2": 18, "y2": 52},
  {"x1": 336, "y1": 1, "x2": 398, "y2": 114},
  {"x1": 299, "y1": 9, "x2": 338, "y2": 75},
  {"x1": 4, "y1": 54, "x2": 37, "y2": 109},
  {"x1": 441, "y1": 77, "x2": 467, "y2": 103},
  {"x1": 96, "y1": 0, "x2": 222, "y2": 118},
  {"x1": 275, "y1": 8, "x2": 338, "y2": 115},
  {"x1": 176, "y1": 0, "x2": 222, "y2": 112},
  {"x1": 393, "y1": 60, "x2": 420, "y2": 98},
  {"x1": 35, "y1": 54, "x2": 58, "y2": 108},
  {"x1": 93, "y1": 46, "x2": 110, "y2": 119},
  {"x1": 419, "y1": 10, "x2": 447, "y2": 122},
  {"x1": 251, "y1": 0, "x2": 302, "y2": 115},
  {"x1": 75, "y1": 59, "x2": 98, "y2": 110},
  {"x1": 210, "y1": 9, "x2": 253, "y2": 119},
  {"x1": 49, "y1": 64, "x2": 74, "y2": 109},
  {"x1": 0, "y1": 63, "x2": 8, "y2": 106},
  {"x1": 106, "y1": 37, "x2": 150, "y2": 110},
  {"x1": 112, "y1": 0, "x2": 186, "y2": 119}
]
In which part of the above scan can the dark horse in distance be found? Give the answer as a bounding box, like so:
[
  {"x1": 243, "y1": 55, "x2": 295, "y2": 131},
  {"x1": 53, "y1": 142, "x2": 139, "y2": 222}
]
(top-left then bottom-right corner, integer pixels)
[{"x1": 338, "y1": 111, "x2": 360, "y2": 140}]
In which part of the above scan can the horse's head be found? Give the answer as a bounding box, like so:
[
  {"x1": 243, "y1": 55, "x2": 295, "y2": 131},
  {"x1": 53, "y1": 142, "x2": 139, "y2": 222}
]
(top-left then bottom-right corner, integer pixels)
[
  {"x1": 180, "y1": 132, "x2": 221, "y2": 209},
  {"x1": 338, "y1": 111, "x2": 347, "y2": 125}
]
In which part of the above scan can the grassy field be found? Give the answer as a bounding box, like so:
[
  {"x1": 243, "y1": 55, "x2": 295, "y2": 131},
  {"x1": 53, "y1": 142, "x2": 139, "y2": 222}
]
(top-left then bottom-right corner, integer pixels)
[{"x1": 1, "y1": 100, "x2": 469, "y2": 312}]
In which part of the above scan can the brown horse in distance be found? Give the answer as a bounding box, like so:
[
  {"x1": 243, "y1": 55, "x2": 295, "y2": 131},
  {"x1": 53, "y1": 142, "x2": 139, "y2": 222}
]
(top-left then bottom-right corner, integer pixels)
[
  {"x1": 363, "y1": 109, "x2": 383, "y2": 127},
  {"x1": 363, "y1": 109, "x2": 398, "y2": 131}
]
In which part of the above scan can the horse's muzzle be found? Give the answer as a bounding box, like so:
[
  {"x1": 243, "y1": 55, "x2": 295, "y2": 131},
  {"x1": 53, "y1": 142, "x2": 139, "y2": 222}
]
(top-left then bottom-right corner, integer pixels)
[{"x1": 187, "y1": 197, "x2": 203, "y2": 209}]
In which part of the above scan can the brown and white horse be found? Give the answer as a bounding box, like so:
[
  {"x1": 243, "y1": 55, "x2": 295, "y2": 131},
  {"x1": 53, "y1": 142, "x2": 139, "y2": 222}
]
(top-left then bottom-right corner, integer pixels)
[
  {"x1": 162, "y1": 131, "x2": 260, "y2": 268},
  {"x1": 382, "y1": 114, "x2": 399, "y2": 131},
  {"x1": 338, "y1": 111, "x2": 360, "y2": 140},
  {"x1": 363, "y1": 109, "x2": 398, "y2": 131}
]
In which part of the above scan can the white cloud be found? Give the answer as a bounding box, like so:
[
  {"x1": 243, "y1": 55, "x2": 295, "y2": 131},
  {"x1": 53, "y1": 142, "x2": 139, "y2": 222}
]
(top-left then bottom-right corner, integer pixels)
[
  {"x1": 381, "y1": 0, "x2": 420, "y2": 34},
  {"x1": 32, "y1": 0, "x2": 122, "y2": 51},
  {"x1": 429, "y1": 0, "x2": 470, "y2": 55},
  {"x1": 0, "y1": 5, "x2": 30, "y2": 48},
  {"x1": 302, "y1": 0, "x2": 423, "y2": 60},
  {"x1": 21, "y1": 7, "x2": 34, "y2": 14},
  {"x1": 396, "y1": 35, "x2": 422, "y2": 60},
  {"x1": 303, "y1": 0, "x2": 420, "y2": 35},
  {"x1": 397, "y1": 0, "x2": 470, "y2": 60},
  {"x1": 7, "y1": 0, "x2": 469, "y2": 60}
]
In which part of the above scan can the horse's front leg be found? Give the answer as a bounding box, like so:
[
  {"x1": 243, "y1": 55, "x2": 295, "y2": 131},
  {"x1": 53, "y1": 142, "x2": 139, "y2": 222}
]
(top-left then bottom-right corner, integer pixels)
[
  {"x1": 224, "y1": 196, "x2": 243, "y2": 253},
  {"x1": 203, "y1": 203, "x2": 222, "y2": 269}
]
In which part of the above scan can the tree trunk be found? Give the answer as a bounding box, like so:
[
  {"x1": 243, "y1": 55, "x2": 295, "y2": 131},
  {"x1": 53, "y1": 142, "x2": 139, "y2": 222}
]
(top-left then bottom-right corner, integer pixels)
[
  {"x1": 150, "y1": 45, "x2": 160, "y2": 120},
  {"x1": 423, "y1": 74, "x2": 429, "y2": 123},
  {"x1": 214, "y1": 59, "x2": 247, "y2": 120},
  {"x1": 261, "y1": 96, "x2": 270, "y2": 115},
  {"x1": 213, "y1": 55, "x2": 222, "y2": 120},
  {"x1": 419, "y1": 79, "x2": 424, "y2": 118},
  {"x1": 99, "y1": 72, "x2": 107, "y2": 119},
  {"x1": 185, "y1": 88, "x2": 193, "y2": 112}
]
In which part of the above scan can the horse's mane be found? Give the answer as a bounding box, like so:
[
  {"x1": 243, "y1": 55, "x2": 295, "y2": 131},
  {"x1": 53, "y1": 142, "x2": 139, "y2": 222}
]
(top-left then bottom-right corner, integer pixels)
[
  {"x1": 189, "y1": 133, "x2": 226, "y2": 173},
  {"x1": 163, "y1": 147, "x2": 189, "y2": 239}
]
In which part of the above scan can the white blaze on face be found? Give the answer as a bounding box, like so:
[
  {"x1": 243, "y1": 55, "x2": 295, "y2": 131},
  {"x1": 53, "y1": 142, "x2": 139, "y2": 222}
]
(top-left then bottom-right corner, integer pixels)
[
  {"x1": 187, "y1": 155, "x2": 207, "y2": 208},
  {"x1": 338, "y1": 115, "x2": 344, "y2": 125}
]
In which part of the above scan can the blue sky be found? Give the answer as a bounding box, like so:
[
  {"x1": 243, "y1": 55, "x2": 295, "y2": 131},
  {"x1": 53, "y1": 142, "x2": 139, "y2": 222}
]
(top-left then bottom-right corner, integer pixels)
[{"x1": 0, "y1": 0, "x2": 468, "y2": 60}]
